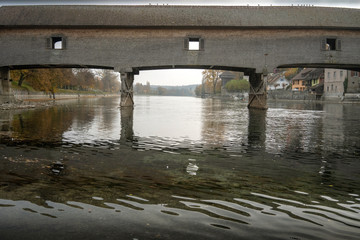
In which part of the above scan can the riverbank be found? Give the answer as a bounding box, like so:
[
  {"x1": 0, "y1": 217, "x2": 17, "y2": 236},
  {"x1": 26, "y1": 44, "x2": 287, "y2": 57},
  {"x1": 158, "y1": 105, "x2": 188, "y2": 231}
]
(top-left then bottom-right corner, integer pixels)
[
  {"x1": 0, "y1": 93, "x2": 120, "y2": 110},
  {"x1": 268, "y1": 89, "x2": 360, "y2": 104},
  {"x1": 0, "y1": 100, "x2": 55, "y2": 110},
  {"x1": 267, "y1": 98, "x2": 360, "y2": 106}
]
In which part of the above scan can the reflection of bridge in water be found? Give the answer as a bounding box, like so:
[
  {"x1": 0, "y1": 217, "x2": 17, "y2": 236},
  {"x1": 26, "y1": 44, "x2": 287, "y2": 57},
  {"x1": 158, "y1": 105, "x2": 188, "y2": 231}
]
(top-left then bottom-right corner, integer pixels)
[
  {"x1": 1, "y1": 97, "x2": 357, "y2": 174},
  {"x1": 120, "y1": 100, "x2": 268, "y2": 151},
  {"x1": 0, "y1": 98, "x2": 267, "y2": 152},
  {"x1": 120, "y1": 108, "x2": 266, "y2": 147},
  {"x1": 1, "y1": 5, "x2": 360, "y2": 109}
]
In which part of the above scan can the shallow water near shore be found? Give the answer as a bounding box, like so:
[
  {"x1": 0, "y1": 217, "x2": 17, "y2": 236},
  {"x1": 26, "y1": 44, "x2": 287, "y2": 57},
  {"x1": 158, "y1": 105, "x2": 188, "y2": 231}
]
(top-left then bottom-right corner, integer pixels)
[{"x1": 0, "y1": 96, "x2": 359, "y2": 239}]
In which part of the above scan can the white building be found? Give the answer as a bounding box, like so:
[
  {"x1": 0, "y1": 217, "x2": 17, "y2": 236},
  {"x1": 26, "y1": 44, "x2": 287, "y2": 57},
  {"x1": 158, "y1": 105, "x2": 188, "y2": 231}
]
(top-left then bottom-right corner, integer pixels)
[
  {"x1": 323, "y1": 69, "x2": 347, "y2": 100},
  {"x1": 267, "y1": 72, "x2": 290, "y2": 90}
]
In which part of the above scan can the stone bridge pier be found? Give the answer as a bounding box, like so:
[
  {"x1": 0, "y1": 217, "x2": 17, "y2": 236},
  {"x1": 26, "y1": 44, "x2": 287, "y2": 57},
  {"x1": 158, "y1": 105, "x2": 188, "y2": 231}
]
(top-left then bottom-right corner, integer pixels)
[{"x1": 0, "y1": 67, "x2": 14, "y2": 104}]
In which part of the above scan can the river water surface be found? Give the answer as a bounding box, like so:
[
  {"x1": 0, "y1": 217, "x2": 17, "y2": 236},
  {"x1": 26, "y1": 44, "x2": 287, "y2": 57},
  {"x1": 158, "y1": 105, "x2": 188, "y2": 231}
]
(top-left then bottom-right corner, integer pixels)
[{"x1": 0, "y1": 96, "x2": 359, "y2": 240}]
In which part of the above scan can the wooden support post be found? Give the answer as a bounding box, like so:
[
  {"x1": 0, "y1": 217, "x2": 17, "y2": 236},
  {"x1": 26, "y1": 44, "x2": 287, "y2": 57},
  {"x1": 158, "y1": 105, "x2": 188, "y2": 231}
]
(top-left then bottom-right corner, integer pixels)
[
  {"x1": 0, "y1": 67, "x2": 14, "y2": 104},
  {"x1": 120, "y1": 72, "x2": 134, "y2": 108},
  {"x1": 120, "y1": 107, "x2": 134, "y2": 143},
  {"x1": 248, "y1": 72, "x2": 268, "y2": 110}
]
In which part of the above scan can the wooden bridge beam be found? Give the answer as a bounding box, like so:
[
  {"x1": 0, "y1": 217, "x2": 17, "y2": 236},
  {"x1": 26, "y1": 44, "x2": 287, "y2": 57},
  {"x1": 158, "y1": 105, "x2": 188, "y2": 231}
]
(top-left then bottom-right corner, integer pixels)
[
  {"x1": 120, "y1": 72, "x2": 135, "y2": 108},
  {"x1": 0, "y1": 67, "x2": 14, "y2": 104},
  {"x1": 120, "y1": 107, "x2": 134, "y2": 143}
]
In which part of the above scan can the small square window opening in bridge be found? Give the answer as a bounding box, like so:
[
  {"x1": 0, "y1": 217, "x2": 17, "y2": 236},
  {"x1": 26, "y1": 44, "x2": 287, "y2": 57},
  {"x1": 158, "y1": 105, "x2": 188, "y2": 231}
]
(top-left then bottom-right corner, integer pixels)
[
  {"x1": 47, "y1": 36, "x2": 66, "y2": 50},
  {"x1": 322, "y1": 38, "x2": 341, "y2": 51},
  {"x1": 189, "y1": 38, "x2": 200, "y2": 51},
  {"x1": 52, "y1": 37, "x2": 63, "y2": 49},
  {"x1": 326, "y1": 38, "x2": 336, "y2": 51}
]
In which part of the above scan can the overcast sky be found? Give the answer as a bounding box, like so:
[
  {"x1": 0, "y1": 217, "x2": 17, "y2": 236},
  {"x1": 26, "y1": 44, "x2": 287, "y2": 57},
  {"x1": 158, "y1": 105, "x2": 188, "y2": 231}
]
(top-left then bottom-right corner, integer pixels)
[{"x1": 1, "y1": 1, "x2": 359, "y2": 86}]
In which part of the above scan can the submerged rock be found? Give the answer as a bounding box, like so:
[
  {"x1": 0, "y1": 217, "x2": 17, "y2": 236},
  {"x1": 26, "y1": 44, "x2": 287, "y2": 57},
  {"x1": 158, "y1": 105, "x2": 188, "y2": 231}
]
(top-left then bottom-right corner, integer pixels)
[
  {"x1": 50, "y1": 161, "x2": 65, "y2": 175},
  {"x1": 0, "y1": 100, "x2": 56, "y2": 110}
]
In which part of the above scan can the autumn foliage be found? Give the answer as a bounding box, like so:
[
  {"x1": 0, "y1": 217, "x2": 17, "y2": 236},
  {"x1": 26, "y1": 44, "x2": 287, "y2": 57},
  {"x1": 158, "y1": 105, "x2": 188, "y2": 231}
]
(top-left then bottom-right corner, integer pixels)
[
  {"x1": 283, "y1": 68, "x2": 301, "y2": 80},
  {"x1": 202, "y1": 70, "x2": 222, "y2": 94},
  {"x1": 194, "y1": 70, "x2": 222, "y2": 96},
  {"x1": 225, "y1": 79, "x2": 250, "y2": 92},
  {"x1": 10, "y1": 68, "x2": 120, "y2": 98}
]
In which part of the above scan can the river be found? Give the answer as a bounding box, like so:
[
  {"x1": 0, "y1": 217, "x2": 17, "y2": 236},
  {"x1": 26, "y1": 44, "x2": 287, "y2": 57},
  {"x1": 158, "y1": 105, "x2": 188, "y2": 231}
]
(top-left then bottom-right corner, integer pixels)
[{"x1": 0, "y1": 96, "x2": 359, "y2": 240}]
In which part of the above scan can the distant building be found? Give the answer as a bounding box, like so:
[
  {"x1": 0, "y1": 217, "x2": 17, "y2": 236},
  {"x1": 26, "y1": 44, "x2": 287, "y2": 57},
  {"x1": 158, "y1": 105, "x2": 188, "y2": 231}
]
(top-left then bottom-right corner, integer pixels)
[
  {"x1": 267, "y1": 72, "x2": 290, "y2": 90},
  {"x1": 308, "y1": 68, "x2": 324, "y2": 99},
  {"x1": 309, "y1": 68, "x2": 324, "y2": 87},
  {"x1": 347, "y1": 71, "x2": 360, "y2": 93},
  {"x1": 291, "y1": 70, "x2": 307, "y2": 91},
  {"x1": 291, "y1": 68, "x2": 323, "y2": 92},
  {"x1": 323, "y1": 69, "x2": 347, "y2": 100}
]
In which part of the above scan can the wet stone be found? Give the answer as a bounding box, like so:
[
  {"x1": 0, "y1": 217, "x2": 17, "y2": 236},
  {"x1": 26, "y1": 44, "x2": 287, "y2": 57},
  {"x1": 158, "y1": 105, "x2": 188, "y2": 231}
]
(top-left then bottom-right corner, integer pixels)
[{"x1": 50, "y1": 161, "x2": 65, "y2": 175}]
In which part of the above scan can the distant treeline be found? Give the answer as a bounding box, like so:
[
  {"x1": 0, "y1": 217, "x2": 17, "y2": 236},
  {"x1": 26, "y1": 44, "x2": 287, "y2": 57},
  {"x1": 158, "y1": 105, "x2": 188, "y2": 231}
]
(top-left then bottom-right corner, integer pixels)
[
  {"x1": 134, "y1": 82, "x2": 196, "y2": 96},
  {"x1": 11, "y1": 68, "x2": 120, "y2": 98}
]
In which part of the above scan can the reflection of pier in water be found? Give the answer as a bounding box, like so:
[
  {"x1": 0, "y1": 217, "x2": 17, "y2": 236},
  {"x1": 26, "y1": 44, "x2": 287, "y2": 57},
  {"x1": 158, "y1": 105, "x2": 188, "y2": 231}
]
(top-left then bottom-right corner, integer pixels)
[
  {"x1": 0, "y1": 98, "x2": 268, "y2": 152},
  {"x1": 119, "y1": 105, "x2": 267, "y2": 152},
  {"x1": 247, "y1": 109, "x2": 266, "y2": 152},
  {"x1": 120, "y1": 108, "x2": 134, "y2": 143},
  {"x1": 1, "y1": 98, "x2": 357, "y2": 160}
]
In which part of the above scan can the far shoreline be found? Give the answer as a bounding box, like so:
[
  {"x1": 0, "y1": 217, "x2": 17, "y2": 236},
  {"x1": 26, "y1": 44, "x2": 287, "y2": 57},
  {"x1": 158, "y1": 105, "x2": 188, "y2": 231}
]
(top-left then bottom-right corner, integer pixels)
[{"x1": 0, "y1": 94, "x2": 120, "y2": 111}]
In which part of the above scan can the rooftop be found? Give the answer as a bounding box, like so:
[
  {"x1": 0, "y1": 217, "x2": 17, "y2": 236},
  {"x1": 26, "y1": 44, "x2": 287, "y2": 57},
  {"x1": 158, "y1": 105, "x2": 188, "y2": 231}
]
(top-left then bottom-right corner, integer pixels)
[{"x1": 0, "y1": 5, "x2": 359, "y2": 29}]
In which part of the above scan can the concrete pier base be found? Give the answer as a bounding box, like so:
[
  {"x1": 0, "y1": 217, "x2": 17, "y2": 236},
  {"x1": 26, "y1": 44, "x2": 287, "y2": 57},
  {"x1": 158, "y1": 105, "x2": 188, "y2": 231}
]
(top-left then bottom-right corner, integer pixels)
[
  {"x1": 248, "y1": 72, "x2": 268, "y2": 110},
  {"x1": 120, "y1": 72, "x2": 134, "y2": 108},
  {"x1": 0, "y1": 67, "x2": 15, "y2": 104}
]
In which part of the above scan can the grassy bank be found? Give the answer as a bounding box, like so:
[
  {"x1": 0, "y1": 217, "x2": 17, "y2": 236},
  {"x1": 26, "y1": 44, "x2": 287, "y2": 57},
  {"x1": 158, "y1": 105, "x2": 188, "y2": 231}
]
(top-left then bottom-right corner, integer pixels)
[
  {"x1": 11, "y1": 80, "x2": 36, "y2": 92},
  {"x1": 11, "y1": 80, "x2": 108, "y2": 95}
]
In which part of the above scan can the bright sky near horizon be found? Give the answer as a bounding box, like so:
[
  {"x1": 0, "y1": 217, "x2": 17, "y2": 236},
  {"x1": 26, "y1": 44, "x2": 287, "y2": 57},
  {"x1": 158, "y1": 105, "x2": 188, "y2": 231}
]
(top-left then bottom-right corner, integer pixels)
[{"x1": 1, "y1": 0, "x2": 359, "y2": 86}]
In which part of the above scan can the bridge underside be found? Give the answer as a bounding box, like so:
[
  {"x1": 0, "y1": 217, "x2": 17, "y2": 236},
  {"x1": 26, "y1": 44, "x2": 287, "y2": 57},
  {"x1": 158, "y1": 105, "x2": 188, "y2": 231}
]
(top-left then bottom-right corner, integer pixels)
[
  {"x1": 6, "y1": 63, "x2": 264, "y2": 74},
  {"x1": 6, "y1": 63, "x2": 360, "y2": 73},
  {"x1": 2, "y1": 61, "x2": 360, "y2": 109},
  {"x1": 278, "y1": 64, "x2": 360, "y2": 72},
  {"x1": 1, "y1": 64, "x2": 269, "y2": 109},
  {"x1": 3, "y1": 61, "x2": 360, "y2": 108}
]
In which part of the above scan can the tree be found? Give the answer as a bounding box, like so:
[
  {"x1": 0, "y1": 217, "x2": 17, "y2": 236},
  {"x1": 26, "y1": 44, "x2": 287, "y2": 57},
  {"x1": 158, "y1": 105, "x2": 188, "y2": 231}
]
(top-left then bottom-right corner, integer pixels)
[
  {"x1": 202, "y1": 70, "x2": 222, "y2": 94},
  {"x1": 28, "y1": 69, "x2": 67, "y2": 99},
  {"x1": 74, "y1": 69, "x2": 96, "y2": 91},
  {"x1": 47, "y1": 69, "x2": 64, "y2": 98},
  {"x1": 60, "y1": 68, "x2": 75, "y2": 89},
  {"x1": 144, "y1": 82, "x2": 151, "y2": 95},
  {"x1": 134, "y1": 83, "x2": 144, "y2": 94},
  {"x1": 225, "y1": 79, "x2": 250, "y2": 92},
  {"x1": 101, "y1": 70, "x2": 111, "y2": 92},
  {"x1": 11, "y1": 69, "x2": 34, "y2": 87},
  {"x1": 284, "y1": 68, "x2": 301, "y2": 80},
  {"x1": 11, "y1": 68, "x2": 121, "y2": 95},
  {"x1": 11, "y1": 68, "x2": 76, "y2": 96},
  {"x1": 157, "y1": 87, "x2": 167, "y2": 95},
  {"x1": 343, "y1": 77, "x2": 348, "y2": 94},
  {"x1": 134, "y1": 82, "x2": 151, "y2": 95},
  {"x1": 92, "y1": 69, "x2": 120, "y2": 93},
  {"x1": 194, "y1": 85, "x2": 202, "y2": 97}
]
